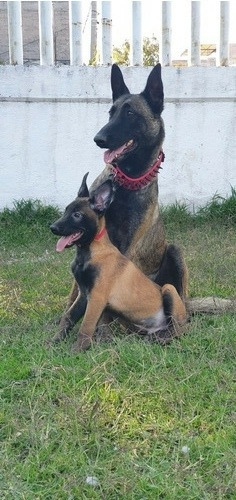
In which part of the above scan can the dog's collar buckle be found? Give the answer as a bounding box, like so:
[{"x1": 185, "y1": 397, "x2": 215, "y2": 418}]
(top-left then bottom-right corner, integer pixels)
[{"x1": 111, "y1": 150, "x2": 165, "y2": 190}]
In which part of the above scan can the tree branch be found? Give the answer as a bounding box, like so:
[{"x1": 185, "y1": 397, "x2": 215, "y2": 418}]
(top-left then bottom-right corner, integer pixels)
[{"x1": 186, "y1": 297, "x2": 236, "y2": 315}]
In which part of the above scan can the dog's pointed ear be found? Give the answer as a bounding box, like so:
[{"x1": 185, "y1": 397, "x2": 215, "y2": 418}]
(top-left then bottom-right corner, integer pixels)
[
  {"x1": 78, "y1": 172, "x2": 89, "y2": 197},
  {"x1": 141, "y1": 63, "x2": 164, "y2": 115},
  {"x1": 89, "y1": 180, "x2": 115, "y2": 214},
  {"x1": 111, "y1": 64, "x2": 130, "y2": 102}
]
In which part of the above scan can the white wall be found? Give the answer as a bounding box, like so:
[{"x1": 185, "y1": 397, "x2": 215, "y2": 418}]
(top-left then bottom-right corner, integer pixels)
[{"x1": 0, "y1": 65, "x2": 235, "y2": 210}]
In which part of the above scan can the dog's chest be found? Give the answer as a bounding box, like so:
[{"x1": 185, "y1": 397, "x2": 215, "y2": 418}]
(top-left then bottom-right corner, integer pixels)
[
  {"x1": 72, "y1": 250, "x2": 99, "y2": 294},
  {"x1": 105, "y1": 192, "x2": 147, "y2": 254}
]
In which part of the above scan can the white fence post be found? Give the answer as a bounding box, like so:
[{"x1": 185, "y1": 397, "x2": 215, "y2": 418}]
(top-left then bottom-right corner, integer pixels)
[
  {"x1": 38, "y1": 1, "x2": 54, "y2": 65},
  {"x1": 131, "y1": 1, "x2": 142, "y2": 66},
  {"x1": 189, "y1": 1, "x2": 200, "y2": 66},
  {"x1": 7, "y1": 1, "x2": 23, "y2": 65},
  {"x1": 218, "y1": 1, "x2": 230, "y2": 66},
  {"x1": 69, "y1": 1, "x2": 82, "y2": 65},
  {"x1": 90, "y1": 1, "x2": 98, "y2": 63},
  {"x1": 101, "y1": 1, "x2": 112, "y2": 65},
  {"x1": 161, "y1": 1, "x2": 172, "y2": 66}
]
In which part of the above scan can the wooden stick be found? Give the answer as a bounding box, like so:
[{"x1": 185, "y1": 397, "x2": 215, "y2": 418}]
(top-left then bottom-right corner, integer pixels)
[{"x1": 186, "y1": 297, "x2": 236, "y2": 315}]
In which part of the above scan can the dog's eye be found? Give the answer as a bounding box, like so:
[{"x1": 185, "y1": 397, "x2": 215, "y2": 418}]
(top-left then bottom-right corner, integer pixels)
[
  {"x1": 127, "y1": 109, "x2": 134, "y2": 116},
  {"x1": 73, "y1": 212, "x2": 81, "y2": 219}
]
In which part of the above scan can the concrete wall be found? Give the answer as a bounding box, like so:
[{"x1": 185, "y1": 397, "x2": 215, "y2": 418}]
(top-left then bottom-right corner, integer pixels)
[{"x1": 0, "y1": 65, "x2": 235, "y2": 210}]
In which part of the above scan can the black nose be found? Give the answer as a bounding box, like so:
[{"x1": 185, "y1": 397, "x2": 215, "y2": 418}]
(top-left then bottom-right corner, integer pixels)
[
  {"x1": 50, "y1": 223, "x2": 59, "y2": 235},
  {"x1": 94, "y1": 132, "x2": 108, "y2": 149}
]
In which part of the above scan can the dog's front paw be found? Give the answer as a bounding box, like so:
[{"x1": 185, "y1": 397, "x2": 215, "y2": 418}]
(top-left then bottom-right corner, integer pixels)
[
  {"x1": 45, "y1": 331, "x2": 65, "y2": 348},
  {"x1": 71, "y1": 333, "x2": 92, "y2": 353}
]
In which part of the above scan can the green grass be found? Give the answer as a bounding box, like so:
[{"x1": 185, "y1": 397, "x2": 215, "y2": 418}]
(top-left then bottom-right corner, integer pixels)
[
  {"x1": 0, "y1": 195, "x2": 235, "y2": 499},
  {"x1": 161, "y1": 187, "x2": 236, "y2": 228}
]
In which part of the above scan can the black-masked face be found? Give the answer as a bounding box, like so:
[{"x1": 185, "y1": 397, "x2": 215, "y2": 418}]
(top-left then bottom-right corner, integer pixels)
[
  {"x1": 50, "y1": 176, "x2": 115, "y2": 252},
  {"x1": 50, "y1": 199, "x2": 98, "y2": 252},
  {"x1": 93, "y1": 64, "x2": 165, "y2": 175}
]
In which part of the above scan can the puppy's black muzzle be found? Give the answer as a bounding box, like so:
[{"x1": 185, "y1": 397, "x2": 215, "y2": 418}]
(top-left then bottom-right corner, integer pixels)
[{"x1": 50, "y1": 223, "x2": 60, "y2": 235}]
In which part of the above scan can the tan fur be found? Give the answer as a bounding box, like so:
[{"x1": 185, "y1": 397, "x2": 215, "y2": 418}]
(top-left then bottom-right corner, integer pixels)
[
  {"x1": 161, "y1": 284, "x2": 186, "y2": 324},
  {"x1": 91, "y1": 167, "x2": 167, "y2": 277},
  {"x1": 61, "y1": 218, "x2": 187, "y2": 352},
  {"x1": 90, "y1": 240, "x2": 163, "y2": 320},
  {"x1": 126, "y1": 190, "x2": 166, "y2": 275},
  {"x1": 66, "y1": 165, "x2": 187, "y2": 314}
]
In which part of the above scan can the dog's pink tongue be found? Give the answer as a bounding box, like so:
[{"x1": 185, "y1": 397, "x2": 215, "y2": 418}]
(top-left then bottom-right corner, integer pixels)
[
  {"x1": 56, "y1": 231, "x2": 83, "y2": 252},
  {"x1": 56, "y1": 235, "x2": 73, "y2": 252},
  {"x1": 104, "y1": 143, "x2": 127, "y2": 164}
]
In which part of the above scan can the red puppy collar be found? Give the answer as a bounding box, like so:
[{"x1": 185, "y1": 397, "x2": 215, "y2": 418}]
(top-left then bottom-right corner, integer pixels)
[{"x1": 94, "y1": 227, "x2": 107, "y2": 241}]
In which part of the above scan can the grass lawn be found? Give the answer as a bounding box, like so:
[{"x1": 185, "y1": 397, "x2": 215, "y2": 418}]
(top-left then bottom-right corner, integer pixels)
[{"x1": 0, "y1": 196, "x2": 235, "y2": 499}]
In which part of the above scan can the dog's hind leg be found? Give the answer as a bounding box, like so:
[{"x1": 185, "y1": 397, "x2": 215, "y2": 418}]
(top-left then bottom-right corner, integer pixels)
[
  {"x1": 155, "y1": 244, "x2": 188, "y2": 299},
  {"x1": 150, "y1": 283, "x2": 187, "y2": 345},
  {"x1": 50, "y1": 294, "x2": 87, "y2": 344},
  {"x1": 162, "y1": 284, "x2": 187, "y2": 326}
]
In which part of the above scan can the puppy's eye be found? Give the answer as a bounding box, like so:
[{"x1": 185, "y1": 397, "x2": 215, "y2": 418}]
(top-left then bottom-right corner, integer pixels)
[{"x1": 73, "y1": 212, "x2": 81, "y2": 219}]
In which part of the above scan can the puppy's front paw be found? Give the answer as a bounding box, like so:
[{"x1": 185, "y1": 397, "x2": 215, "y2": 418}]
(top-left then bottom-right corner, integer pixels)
[
  {"x1": 45, "y1": 331, "x2": 65, "y2": 347},
  {"x1": 95, "y1": 323, "x2": 113, "y2": 343},
  {"x1": 71, "y1": 333, "x2": 92, "y2": 353}
]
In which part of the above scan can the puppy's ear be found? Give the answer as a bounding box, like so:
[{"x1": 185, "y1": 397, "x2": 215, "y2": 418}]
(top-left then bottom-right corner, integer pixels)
[
  {"x1": 141, "y1": 63, "x2": 164, "y2": 115},
  {"x1": 78, "y1": 172, "x2": 89, "y2": 197},
  {"x1": 89, "y1": 180, "x2": 115, "y2": 214},
  {"x1": 111, "y1": 64, "x2": 130, "y2": 102}
]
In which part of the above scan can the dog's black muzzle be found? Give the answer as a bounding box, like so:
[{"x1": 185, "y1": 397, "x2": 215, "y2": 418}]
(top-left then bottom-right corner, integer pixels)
[
  {"x1": 50, "y1": 223, "x2": 61, "y2": 235},
  {"x1": 94, "y1": 120, "x2": 117, "y2": 149},
  {"x1": 94, "y1": 130, "x2": 109, "y2": 149}
]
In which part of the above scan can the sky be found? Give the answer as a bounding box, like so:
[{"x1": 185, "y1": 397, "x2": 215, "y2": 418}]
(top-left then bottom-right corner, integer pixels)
[{"x1": 81, "y1": 0, "x2": 236, "y2": 61}]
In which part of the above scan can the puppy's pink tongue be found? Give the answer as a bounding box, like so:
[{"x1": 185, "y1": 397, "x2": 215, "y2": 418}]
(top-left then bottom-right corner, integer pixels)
[
  {"x1": 56, "y1": 232, "x2": 83, "y2": 252},
  {"x1": 56, "y1": 235, "x2": 73, "y2": 252}
]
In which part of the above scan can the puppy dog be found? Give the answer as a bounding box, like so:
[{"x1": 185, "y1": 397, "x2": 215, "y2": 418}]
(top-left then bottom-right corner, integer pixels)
[{"x1": 50, "y1": 174, "x2": 187, "y2": 352}]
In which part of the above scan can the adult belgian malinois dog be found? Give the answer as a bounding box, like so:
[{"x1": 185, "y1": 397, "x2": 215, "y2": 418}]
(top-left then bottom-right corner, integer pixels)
[
  {"x1": 50, "y1": 174, "x2": 187, "y2": 352},
  {"x1": 59, "y1": 63, "x2": 188, "y2": 343}
]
